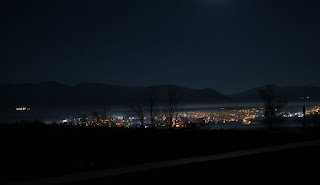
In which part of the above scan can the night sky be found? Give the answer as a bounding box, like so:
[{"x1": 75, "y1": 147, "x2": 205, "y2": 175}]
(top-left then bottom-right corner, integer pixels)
[{"x1": 1, "y1": 0, "x2": 320, "y2": 94}]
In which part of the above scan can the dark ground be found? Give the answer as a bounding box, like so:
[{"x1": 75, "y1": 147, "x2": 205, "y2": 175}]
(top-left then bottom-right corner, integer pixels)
[
  {"x1": 1, "y1": 123, "x2": 320, "y2": 184},
  {"x1": 69, "y1": 145, "x2": 320, "y2": 184}
]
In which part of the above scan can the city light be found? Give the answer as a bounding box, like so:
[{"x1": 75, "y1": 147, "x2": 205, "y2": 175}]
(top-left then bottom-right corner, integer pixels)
[
  {"x1": 16, "y1": 107, "x2": 31, "y2": 111},
  {"x1": 56, "y1": 105, "x2": 319, "y2": 128}
]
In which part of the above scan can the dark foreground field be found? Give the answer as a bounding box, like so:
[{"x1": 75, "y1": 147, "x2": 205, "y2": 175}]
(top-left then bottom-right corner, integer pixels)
[
  {"x1": 1, "y1": 123, "x2": 320, "y2": 184},
  {"x1": 70, "y1": 145, "x2": 320, "y2": 184}
]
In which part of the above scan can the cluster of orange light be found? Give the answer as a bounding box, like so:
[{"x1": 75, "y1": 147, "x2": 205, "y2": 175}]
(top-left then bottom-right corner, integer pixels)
[{"x1": 16, "y1": 107, "x2": 31, "y2": 111}]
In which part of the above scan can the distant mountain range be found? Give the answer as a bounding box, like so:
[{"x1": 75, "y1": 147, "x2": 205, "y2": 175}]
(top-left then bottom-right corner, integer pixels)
[
  {"x1": 0, "y1": 82, "x2": 319, "y2": 108},
  {"x1": 230, "y1": 84, "x2": 320, "y2": 102},
  {"x1": 0, "y1": 82, "x2": 229, "y2": 107}
]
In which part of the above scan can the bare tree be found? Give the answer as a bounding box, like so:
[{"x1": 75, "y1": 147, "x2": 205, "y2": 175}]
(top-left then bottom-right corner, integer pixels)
[
  {"x1": 129, "y1": 96, "x2": 146, "y2": 128},
  {"x1": 259, "y1": 85, "x2": 287, "y2": 130},
  {"x1": 155, "y1": 103, "x2": 167, "y2": 128},
  {"x1": 166, "y1": 86, "x2": 178, "y2": 128},
  {"x1": 91, "y1": 111, "x2": 99, "y2": 125},
  {"x1": 100, "y1": 103, "x2": 110, "y2": 126},
  {"x1": 147, "y1": 87, "x2": 157, "y2": 127},
  {"x1": 80, "y1": 113, "x2": 87, "y2": 126}
]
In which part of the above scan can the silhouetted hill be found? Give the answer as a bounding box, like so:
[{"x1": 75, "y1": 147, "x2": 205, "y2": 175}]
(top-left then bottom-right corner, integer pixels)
[
  {"x1": 2, "y1": 82, "x2": 319, "y2": 108},
  {"x1": 0, "y1": 82, "x2": 229, "y2": 107},
  {"x1": 230, "y1": 85, "x2": 320, "y2": 102}
]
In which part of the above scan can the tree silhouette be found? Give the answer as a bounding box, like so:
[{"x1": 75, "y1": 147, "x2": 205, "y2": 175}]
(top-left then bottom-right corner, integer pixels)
[
  {"x1": 80, "y1": 113, "x2": 87, "y2": 126},
  {"x1": 166, "y1": 86, "x2": 178, "y2": 128},
  {"x1": 100, "y1": 103, "x2": 110, "y2": 126},
  {"x1": 91, "y1": 111, "x2": 99, "y2": 125},
  {"x1": 147, "y1": 87, "x2": 157, "y2": 127},
  {"x1": 129, "y1": 96, "x2": 146, "y2": 128},
  {"x1": 259, "y1": 85, "x2": 287, "y2": 130}
]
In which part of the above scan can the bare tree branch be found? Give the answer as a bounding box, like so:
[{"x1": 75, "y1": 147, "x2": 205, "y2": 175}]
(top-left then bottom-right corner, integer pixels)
[
  {"x1": 147, "y1": 87, "x2": 157, "y2": 127},
  {"x1": 129, "y1": 96, "x2": 146, "y2": 128},
  {"x1": 100, "y1": 103, "x2": 110, "y2": 126},
  {"x1": 166, "y1": 85, "x2": 178, "y2": 128},
  {"x1": 259, "y1": 85, "x2": 287, "y2": 130}
]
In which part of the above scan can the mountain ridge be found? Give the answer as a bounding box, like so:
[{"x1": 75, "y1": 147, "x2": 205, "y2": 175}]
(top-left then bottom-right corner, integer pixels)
[
  {"x1": 0, "y1": 82, "x2": 229, "y2": 107},
  {"x1": 230, "y1": 84, "x2": 320, "y2": 102},
  {"x1": 1, "y1": 82, "x2": 319, "y2": 108}
]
